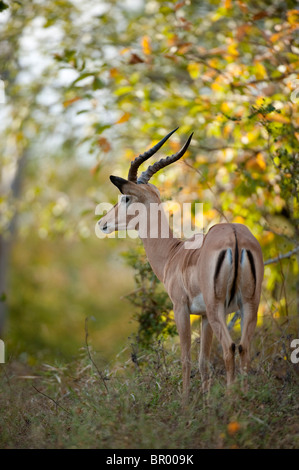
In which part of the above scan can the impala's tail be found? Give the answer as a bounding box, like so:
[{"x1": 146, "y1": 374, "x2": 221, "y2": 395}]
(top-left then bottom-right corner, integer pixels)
[{"x1": 228, "y1": 226, "x2": 239, "y2": 306}]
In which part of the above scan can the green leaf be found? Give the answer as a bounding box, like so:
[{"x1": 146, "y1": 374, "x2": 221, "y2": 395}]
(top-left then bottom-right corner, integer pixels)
[
  {"x1": 0, "y1": 1, "x2": 8, "y2": 12},
  {"x1": 71, "y1": 72, "x2": 96, "y2": 86}
]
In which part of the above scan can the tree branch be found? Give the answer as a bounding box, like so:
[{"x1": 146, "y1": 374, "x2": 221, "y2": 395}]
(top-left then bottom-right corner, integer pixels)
[
  {"x1": 232, "y1": 72, "x2": 290, "y2": 88},
  {"x1": 85, "y1": 317, "x2": 109, "y2": 393},
  {"x1": 264, "y1": 245, "x2": 299, "y2": 266},
  {"x1": 32, "y1": 385, "x2": 70, "y2": 414}
]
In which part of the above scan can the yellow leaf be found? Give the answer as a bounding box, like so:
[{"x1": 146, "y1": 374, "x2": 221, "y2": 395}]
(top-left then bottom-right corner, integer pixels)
[
  {"x1": 260, "y1": 231, "x2": 275, "y2": 246},
  {"x1": 169, "y1": 141, "x2": 181, "y2": 152},
  {"x1": 264, "y1": 113, "x2": 290, "y2": 124},
  {"x1": 205, "y1": 209, "x2": 218, "y2": 219},
  {"x1": 287, "y1": 9, "x2": 299, "y2": 26},
  {"x1": 233, "y1": 216, "x2": 245, "y2": 224},
  {"x1": 224, "y1": 0, "x2": 232, "y2": 8},
  {"x1": 256, "y1": 152, "x2": 266, "y2": 170},
  {"x1": 120, "y1": 47, "x2": 131, "y2": 55},
  {"x1": 211, "y1": 81, "x2": 222, "y2": 91},
  {"x1": 227, "y1": 421, "x2": 241, "y2": 436},
  {"x1": 227, "y1": 42, "x2": 239, "y2": 57},
  {"x1": 141, "y1": 36, "x2": 152, "y2": 55},
  {"x1": 63, "y1": 97, "x2": 81, "y2": 108},
  {"x1": 187, "y1": 62, "x2": 201, "y2": 80},
  {"x1": 116, "y1": 112, "x2": 131, "y2": 124},
  {"x1": 223, "y1": 122, "x2": 232, "y2": 138},
  {"x1": 109, "y1": 68, "x2": 119, "y2": 78},
  {"x1": 256, "y1": 96, "x2": 265, "y2": 107},
  {"x1": 124, "y1": 148, "x2": 135, "y2": 161},
  {"x1": 254, "y1": 62, "x2": 267, "y2": 79},
  {"x1": 270, "y1": 33, "x2": 282, "y2": 43},
  {"x1": 221, "y1": 102, "x2": 230, "y2": 113}
]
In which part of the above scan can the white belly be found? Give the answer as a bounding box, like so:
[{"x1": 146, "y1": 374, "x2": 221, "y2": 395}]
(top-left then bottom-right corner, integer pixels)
[
  {"x1": 190, "y1": 293, "x2": 206, "y2": 314},
  {"x1": 190, "y1": 293, "x2": 240, "y2": 315}
]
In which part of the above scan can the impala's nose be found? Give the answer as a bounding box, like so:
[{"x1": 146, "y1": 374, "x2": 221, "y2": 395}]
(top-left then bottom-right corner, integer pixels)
[{"x1": 98, "y1": 220, "x2": 108, "y2": 232}]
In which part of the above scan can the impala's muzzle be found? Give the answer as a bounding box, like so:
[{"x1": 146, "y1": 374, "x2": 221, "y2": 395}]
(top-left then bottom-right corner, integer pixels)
[{"x1": 98, "y1": 219, "x2": 113, "y2": 234}]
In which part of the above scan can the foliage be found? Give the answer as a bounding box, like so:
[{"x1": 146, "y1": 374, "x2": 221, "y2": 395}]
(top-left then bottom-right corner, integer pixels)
[
  {"x1": 122, "y1": 244, "x2": 176, "y2": 348},
  {"x1": 0, "y1": 2, "x2": 8, "y2": 13},
  {"x1": 8, "y1": 233, "x2": 135, "y2": 362},
  {"x1": 0, "y1": 324, "x2": 299, "y2": 449},
  {"x1": 0, "y1": 0, "x2": 299, "y2": 380}
]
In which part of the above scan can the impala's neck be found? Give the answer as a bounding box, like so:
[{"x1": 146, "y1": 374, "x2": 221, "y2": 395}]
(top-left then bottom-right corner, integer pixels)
[{"x1": 139, "y1": 203, "x2": 181, "y2": 282}]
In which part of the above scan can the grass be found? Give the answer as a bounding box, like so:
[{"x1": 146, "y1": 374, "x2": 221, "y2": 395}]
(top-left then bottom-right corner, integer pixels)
[{"x1": 1, "y1": 321, "x2": 299, "y2": 449}]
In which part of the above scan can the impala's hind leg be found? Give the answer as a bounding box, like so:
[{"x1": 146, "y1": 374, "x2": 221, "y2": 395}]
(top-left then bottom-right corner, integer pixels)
[
  {"x1": 199, "y1": 316, "x2": 213, "y2": 393},
  {"x1": 207, "y1": 303, "x2": 236, "y2": 387},
  {"x1": 238, "y1": 301, "x2": 258, "y2": 391}
]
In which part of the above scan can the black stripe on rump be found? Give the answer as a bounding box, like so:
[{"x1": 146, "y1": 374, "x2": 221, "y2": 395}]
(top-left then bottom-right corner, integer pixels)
[
  {"x1": 228, "y1": 227, "x2": 239, "y2": 307},
  {"x1": 214, "y1": 250, "x2": 227, "y2": 296},
  {"x1": 246, "y1": 249, "x2": 256, "y2": 293}
]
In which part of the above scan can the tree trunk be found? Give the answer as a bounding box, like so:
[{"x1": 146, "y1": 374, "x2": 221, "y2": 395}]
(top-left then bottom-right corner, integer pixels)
[
  {"x1": 297, "y1": 253, "x2": 299, "y2": 338},
  {"x1": 0, "y1": 152, "x2": 27, "y2": 337},
  {"x1": 0, "y1": 235, "x2": 9, "y2": 337}
]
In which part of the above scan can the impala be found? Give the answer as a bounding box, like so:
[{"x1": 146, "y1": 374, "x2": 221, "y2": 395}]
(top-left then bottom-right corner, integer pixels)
[{"x1": 98, "y1": 128, "x2": 264, "y2": 397}]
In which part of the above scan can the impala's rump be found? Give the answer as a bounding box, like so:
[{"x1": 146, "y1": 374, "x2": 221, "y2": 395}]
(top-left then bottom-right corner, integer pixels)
[
  {"x1": 213, "y1": 247, "x2": 233, "y2": 300},
  {"x1": 240, "y1": 247, "x2": 257, "y2": 299},
  {"x1": 195, "y1": 223, "x2": 263, "y2": 315}
]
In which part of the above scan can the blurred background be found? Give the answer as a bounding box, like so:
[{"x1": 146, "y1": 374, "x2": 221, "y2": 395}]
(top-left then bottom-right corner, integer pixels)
[{"x1": 0, "y1": 0, "x2": 298, "y2": 365}]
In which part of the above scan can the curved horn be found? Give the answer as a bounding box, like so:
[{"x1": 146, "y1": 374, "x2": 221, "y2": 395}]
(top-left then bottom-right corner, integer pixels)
[
  {"x1": 127, "y1": 127, "x2": 179, "y2": 183},
  {"x1": 137, "y1": 132, "x2": 193, "y2": 184}
]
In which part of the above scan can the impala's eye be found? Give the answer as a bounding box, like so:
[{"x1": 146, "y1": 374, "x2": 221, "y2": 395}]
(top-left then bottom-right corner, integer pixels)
[{"x1": 122, "y1": 196, "x2": 130, "y2": 204}]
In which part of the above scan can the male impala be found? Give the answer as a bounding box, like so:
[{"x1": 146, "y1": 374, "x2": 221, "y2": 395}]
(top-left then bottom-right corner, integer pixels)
[{"x1": 98, "y1": 128, "x2": 264, "y2": 397}]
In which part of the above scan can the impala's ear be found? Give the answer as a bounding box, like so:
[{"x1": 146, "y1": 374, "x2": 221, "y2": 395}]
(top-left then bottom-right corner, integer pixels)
[{"x1": 109, "y1": 175, "x2": 128, "y2": 194}]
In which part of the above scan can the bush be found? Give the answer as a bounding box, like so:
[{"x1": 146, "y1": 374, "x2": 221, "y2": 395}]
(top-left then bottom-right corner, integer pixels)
[{"x1": 121, "y1": 244, "x2": 177, "y2": 349}]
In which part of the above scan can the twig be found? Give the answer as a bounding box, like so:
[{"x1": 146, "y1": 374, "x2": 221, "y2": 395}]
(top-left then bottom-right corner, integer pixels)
[
  {"x1": 248, "y1": 413, "x2": 271, "y2": 429},
  {"x1": 232, "y1": 72, "x2": 290, "y2": 88},
  {"x1": 183, "y1": 159, "x2": 230, "y2": 223},
  {"x1": 264, "y1": 246, "x2": 299, "y2": 266},
  {"x1": 228, "y1": 310, "x2": 241, "y2": 331},
  {"x1": 185, "y1": 52, "x2": 232, "y2": 82},
  {"x1": 277, "y1": 250, "x2": 289, "y2": 317},
  {"x1": 85, "y1": 317, "x2": 109, "y2": 393},
  {"x1": 32, "y1": 385, "x2": 70, "y2": 414}
]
